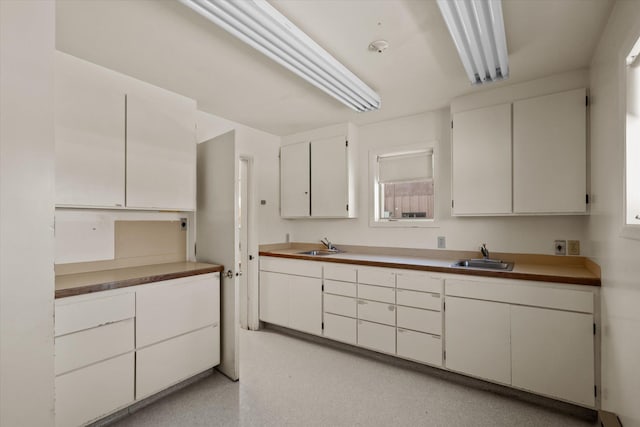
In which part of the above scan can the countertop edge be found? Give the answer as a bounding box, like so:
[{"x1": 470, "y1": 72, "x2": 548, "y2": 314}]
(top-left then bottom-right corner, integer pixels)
[
  {"x1": 258, "y1": 251, "x2": 601, "y2": 287},
  {"x1": 55, "y1": 265, "x2": 224, "y2": 299}
]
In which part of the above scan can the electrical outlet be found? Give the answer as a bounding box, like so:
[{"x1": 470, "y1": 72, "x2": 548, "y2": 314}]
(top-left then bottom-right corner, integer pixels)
[
  {"x1": 567, "y1": 240, "x2": 580, "y2": 255},
  {"x1": 437, "y1": 236, "x2": 446, "y2": 249},
  {"x1": 554, "y1": 240, "x2": 566, "y2": 255}
]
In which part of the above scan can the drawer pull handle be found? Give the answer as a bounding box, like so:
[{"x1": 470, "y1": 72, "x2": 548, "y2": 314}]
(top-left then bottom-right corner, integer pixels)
[
  {"x1": 388, "y1": 305, "x2": 395, "y2": 311},
  {"x1": 358, "y1": 300, "x2": 367, "y2": 305},
  {"x1": 431, "y1": 293, "x2": 440, "y2": 298},
  {"x1": 398, "y1": 328, "x2": 406, "y2": 333}
]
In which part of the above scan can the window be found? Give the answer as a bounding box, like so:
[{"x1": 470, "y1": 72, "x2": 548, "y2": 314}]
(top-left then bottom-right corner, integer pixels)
[
  {"x1": 371, "y1": 145, "x2": 435, "y2": 226},
  {"x1": 625, "y1": 36, "x2": 640, "y2": 232}
]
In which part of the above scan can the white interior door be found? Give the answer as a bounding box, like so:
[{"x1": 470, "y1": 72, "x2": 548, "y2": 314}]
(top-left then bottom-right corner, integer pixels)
[
  {"x1": 239, "y1": 158, "x2": 249, "y2": 330},
  {"x1": 196, "y1": 131, "x2": 239, "y2": 380}
]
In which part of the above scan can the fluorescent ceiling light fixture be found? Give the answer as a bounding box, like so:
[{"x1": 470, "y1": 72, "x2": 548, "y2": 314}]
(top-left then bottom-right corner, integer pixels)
[
  {"x1": 437, "y1": 0, "x2": 509, "y2": 85},
  {"x1": 179, "y1": 0, "x2": 381, "y2": 112}
]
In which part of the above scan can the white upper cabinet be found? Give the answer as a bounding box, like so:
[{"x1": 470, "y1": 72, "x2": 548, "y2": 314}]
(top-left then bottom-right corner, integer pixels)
[
  {"x1": 126, "y1": 93, "x2": 196, "y2": 211},
  {"x1": 280, "y1": 141, "x2": 310, "y2": 217},
  {"x1": 55, "y1": 53, "x2": 125, "y2": 207},
  {"x1": 54, "y1": 52, "x2": 197, "y2": 212},
  {"x1": 513, "y1": 88, "x2": 587, "y2": 214},
  {"x1": 311, "y1": 136, "x2": 351, "y2": 217},
  {"x1": 452, "y1": 103, "x2": 512, "y2": 215},
  {"x1": 280, "y1": 123, "x2": 357, "y2": 218}
]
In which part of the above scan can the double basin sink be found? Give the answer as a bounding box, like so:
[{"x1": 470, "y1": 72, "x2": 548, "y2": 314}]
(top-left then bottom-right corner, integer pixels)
[{"x1": 297, "y1": 250, "x2": 514, "y2": 271}]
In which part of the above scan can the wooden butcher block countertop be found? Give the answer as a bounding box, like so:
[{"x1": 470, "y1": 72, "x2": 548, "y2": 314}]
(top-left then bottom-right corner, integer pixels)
[
  {"x1": 259, "y1": 243, "x2": 601, "y2": 287},
  {"x1": 55, "y1": 261, "x2": 224, "y2": 298}
]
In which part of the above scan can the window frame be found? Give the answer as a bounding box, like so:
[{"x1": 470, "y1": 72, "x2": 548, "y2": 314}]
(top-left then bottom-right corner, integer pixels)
[{"x1": 369, "y1": 142, "x2": 439, "y2": 228}]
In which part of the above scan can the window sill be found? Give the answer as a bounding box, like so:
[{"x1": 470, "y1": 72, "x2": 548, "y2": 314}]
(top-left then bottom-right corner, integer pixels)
[{"x1": 369, "y1": 219, "x2": 440, "y2": 229}]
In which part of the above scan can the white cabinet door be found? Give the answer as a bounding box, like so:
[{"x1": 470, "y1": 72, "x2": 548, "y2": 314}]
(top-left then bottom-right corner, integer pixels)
[
  {"x1": 135, "y1": 274, "x2": 219, "y2": 348},
  {"x1": 513, "y1": 88, "x2": 587, "y2": 213},
  {"x1": 511, "y1": 305, "x2": 595, "y2": 406},
  {"x1": 280, "y1": 141, "x2": 310, "y2": 217},
  {"x1": 289, "y1": 276, "x2": 322, "y2": 335},
  {"x1": 126, "y1": 93, "x2": 196, "y2": 210},
  {"x1": 445, "y1": 297, "x2": 511, "y2": 384},
  {"x1": 311, "y1": 135, "x2": 350, "y2": 217},
  {"x1": 259, "y1": 271, "x2": 289, "y2": 327},
  {"x1": 452, "y1": 103, "x2": 512, "y2": 215},
  {"x1": 323, "y1": 313, "x2": 356, "y2": 345},
  {"x1": 357, "y1": 320, "x2": 395, "y2": 354},
  {"x1": 55, "y1": 54, "x2": 125, "y2": 207},
  {"x1": 55, "y1": 352, "x2": 134, "y2": 427},
  {"x1": 397, "y1": 329, "x2": 442, "y2": 366}
]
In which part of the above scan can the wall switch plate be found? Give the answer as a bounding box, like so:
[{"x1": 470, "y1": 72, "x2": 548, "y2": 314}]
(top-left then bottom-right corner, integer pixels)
[
  {"x1": 437, "y1": 236, "x2": 446, "y2": 249},
  {"x1": 567, "y1": 240, "x2": 580, "y2": 255},
  {"x1": 554, "y1": 240, "x2": 566, "y2": 255}
]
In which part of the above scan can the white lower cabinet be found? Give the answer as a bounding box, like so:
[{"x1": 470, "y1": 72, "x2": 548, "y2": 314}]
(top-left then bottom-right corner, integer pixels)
[
  {"x1": 357, "y1": 299, "x2": 396, "y2": 326},
  {"x1": 324, "y1": 293, "x2": 357, "y2": 317},
  {"x1": 357, "y1": 320, "x2": 396, "y2": 354},
  {"x1": 445, "y1": 296, "x2": 512, "y2": 385},
  {"x1": 511, "y1": 305, "x2": 595, "y2": 406},
  {"x1": 323, "y1": 313, "x2": 357, "y2": 344},
  {"x1": 55, "y1": 353, "x2": 134, "y2": 427},
  {"x1": 136, "y1": 325, "x2": 220, "y2": 399},
  {"x1": 397, "y1": 329, "x2": 442, "y2": 366},
  {"x1": 259, "y1": 271, "x2": 290, "y2": 327},
  {"x1": 55, "y1": 272, "x2": 220, "y2": 426},
  {"x1": 396, "y1": 306, "x2": 441, "y2": 335},
  {"x1": 289, "y1": 275, "x2": 322, "y2": 335}
]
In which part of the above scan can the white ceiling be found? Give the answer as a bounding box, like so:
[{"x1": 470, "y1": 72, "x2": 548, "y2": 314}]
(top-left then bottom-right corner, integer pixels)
[{"x1": 56, "y1": 0, "x2": 614, "y2": 136}]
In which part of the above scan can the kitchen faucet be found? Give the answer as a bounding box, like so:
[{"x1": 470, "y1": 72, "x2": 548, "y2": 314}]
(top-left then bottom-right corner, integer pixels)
[
  {"x1": 321, "y1": 237, "x2": 336, "y2": 251},
  {"x1": 480, "y1": 243, "x2": 489, "y2": 259}
]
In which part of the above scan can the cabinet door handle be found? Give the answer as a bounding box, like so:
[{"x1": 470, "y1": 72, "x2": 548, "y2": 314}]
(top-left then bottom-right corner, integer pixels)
[
  {"x1": 431, "y1": 293, "x2": 440, "y2": 298},
  {"x1": 398, "y1": 328, "x2": 406, "y2": 333},
  {"x1": 357, "y1": 300, "x2": 367, "y2": 305}
]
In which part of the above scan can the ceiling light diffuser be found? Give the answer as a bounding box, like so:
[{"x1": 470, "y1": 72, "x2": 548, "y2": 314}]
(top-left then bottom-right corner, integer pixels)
[
  {"x1": 437, "y1": 0, "x2": 509, "y2": 85},
  {"x1": 179, "y1": 0, "x2": 382, "y2": 112}
]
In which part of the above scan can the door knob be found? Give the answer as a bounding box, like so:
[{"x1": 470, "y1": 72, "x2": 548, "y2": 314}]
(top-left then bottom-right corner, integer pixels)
[{"x1": 225, "y1": 270, "x2": 233, "y2": 279}]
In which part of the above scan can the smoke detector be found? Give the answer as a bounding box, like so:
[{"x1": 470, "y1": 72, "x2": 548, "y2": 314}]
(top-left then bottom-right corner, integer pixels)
[{"x1": 368, "y1": 40, "x2": 389, "y2": 54}]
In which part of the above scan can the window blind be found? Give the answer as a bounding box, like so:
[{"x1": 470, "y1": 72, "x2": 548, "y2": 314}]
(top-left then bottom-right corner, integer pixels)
[{"x1": 378, "y1": 150, "x2": 433, "y2": 184}]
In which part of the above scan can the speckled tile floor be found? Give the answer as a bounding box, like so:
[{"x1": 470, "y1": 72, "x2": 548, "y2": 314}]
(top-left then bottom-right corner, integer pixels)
[{"x1": 112, "y1": 328, "x2": 598, "y2": 427}]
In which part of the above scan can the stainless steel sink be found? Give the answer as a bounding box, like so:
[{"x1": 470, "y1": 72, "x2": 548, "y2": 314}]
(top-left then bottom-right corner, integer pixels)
[
  {"x1": 297, "y1": 249, "x2": 341, "y2": 256},
  {"x1": 451, "y1": 259, "x2": 514, "y2": 271}
]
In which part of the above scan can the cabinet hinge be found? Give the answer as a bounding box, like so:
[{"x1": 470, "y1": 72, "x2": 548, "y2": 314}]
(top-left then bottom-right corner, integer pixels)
[
  {"x1": 443, "y1": 301, "x2": 446, "y2": 311},
  {"x1": 345, "y1": 140, "x2": 349, "y2": 147},
  {"x1": 451, "y1": 200, "x2": 454, "y2": 209},
  {"x1": 586, "y1": 194, "x2": 590, "y2": 204},
  {"x1": 194, "y1": 243, "x2": 197, "y2": 257},
  {"x1": 593, "y1": 323, "x2": 596, "y2": 335},
  {"x1": 594, "y1": 385, "x2": 597, "y2": 397},
  {"x1": 451, "y1": 120, "x2": 453, "y2": 129},
  {"x1": 346, "y1": 204, "x2": 349, "y2": 211},
  {"x1": 586, "y1": 96, "x2": 589, "y2": 107},
  {"x1": 322, "y1": 284, "x2": 324, "y2": 292},
  {"x1": 443, "y1": 350, "x2": 446, "y2": 360},
  {"x1": 321, "y1": 322, "x2": 324, "y2": 330}
]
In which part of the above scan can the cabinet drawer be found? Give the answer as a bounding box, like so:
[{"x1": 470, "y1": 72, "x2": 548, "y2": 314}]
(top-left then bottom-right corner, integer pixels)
[
  {"x1": 357, "y1": 299, "x2": 396, "y2": 326},
  {"x1": 324, "y1": 294, "x2": 356, "y2": 317},
  {"x1": 323, "y1": 313, "x2": 356, "y2": 345},
  {"x1": 136, "y1": 325, "x2": 220, "y2": 400},
  {"x1": 324, "y1": 263, "x2": 357, "y2": 283},
  {"x1": 55, "y1": 318, "x2": 134, "y2": 375},
  {"x1": 396, "y1": 289, "x2": 441, "y2": 311},
  {"x1": 324, "y1": 279, "x2": 356, "y2": 297},
  {"x1": 260, "y1": 257, "x2": 322, "y2": 278},
  {"x1": 397, "y1": 328, "x2": 442, "y2": 366},
  {"x1": 357, "y1": 320, "x2": 395, "y2": 354},
  {"x1": 55, "y1": 292, "x2": 135, "y2": 337},
  {"x1": 136, "y1": 274, "x2": 219, "y2": 348},
  {"x1": 357, "y1": 266, "x2": 395, "y2": 288},
  {"x1": 358, "y1": 284, "x2": 395, "y2": 304},
  {"x1": 397, "y1": 306, "x2": 441, "y2": 335},
  {"x1": 396, "y1": 272, "x2": 442, "y2": 293},
  {"x1": 55, "y1": 352, "x2": 134, "y2": 427}
]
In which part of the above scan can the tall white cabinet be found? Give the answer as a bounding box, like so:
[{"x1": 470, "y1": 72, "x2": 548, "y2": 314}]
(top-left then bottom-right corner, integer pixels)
[
  {"x1": 280, "y1": 124, "x2": 358, "y2": 218},
  {"x1": 513, "y1": 88, "x2": 587, "y2": 213},
  {"x1": 451, "y1": 103, "x2": 512, "y2": 215},
  {"x1": 55, "y1": 53, "x2": 125, "y2": 208},
  {"x1": 451, "y1": 88, "x2": 588, "y2": 216},
  {"x1": 54, "y1": 52, "x2": 197, "y2": 211}
]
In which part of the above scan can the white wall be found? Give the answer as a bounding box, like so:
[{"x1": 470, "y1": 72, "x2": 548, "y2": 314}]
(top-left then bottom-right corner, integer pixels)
[
  {"x1": 0, "y1": 1, "x2": 55, "y2": 426},
  {"x1": 288, "y1": 70, "x2": 591, "y2": 255},
  {"x1": 589, "y1": 1, "x2": 640, "y2": 425}
]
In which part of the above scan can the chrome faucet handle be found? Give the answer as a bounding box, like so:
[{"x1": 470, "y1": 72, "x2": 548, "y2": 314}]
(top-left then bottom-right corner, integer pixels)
[{"x1": 480, "y1": 243, "x2": 489, "y2": 259}]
